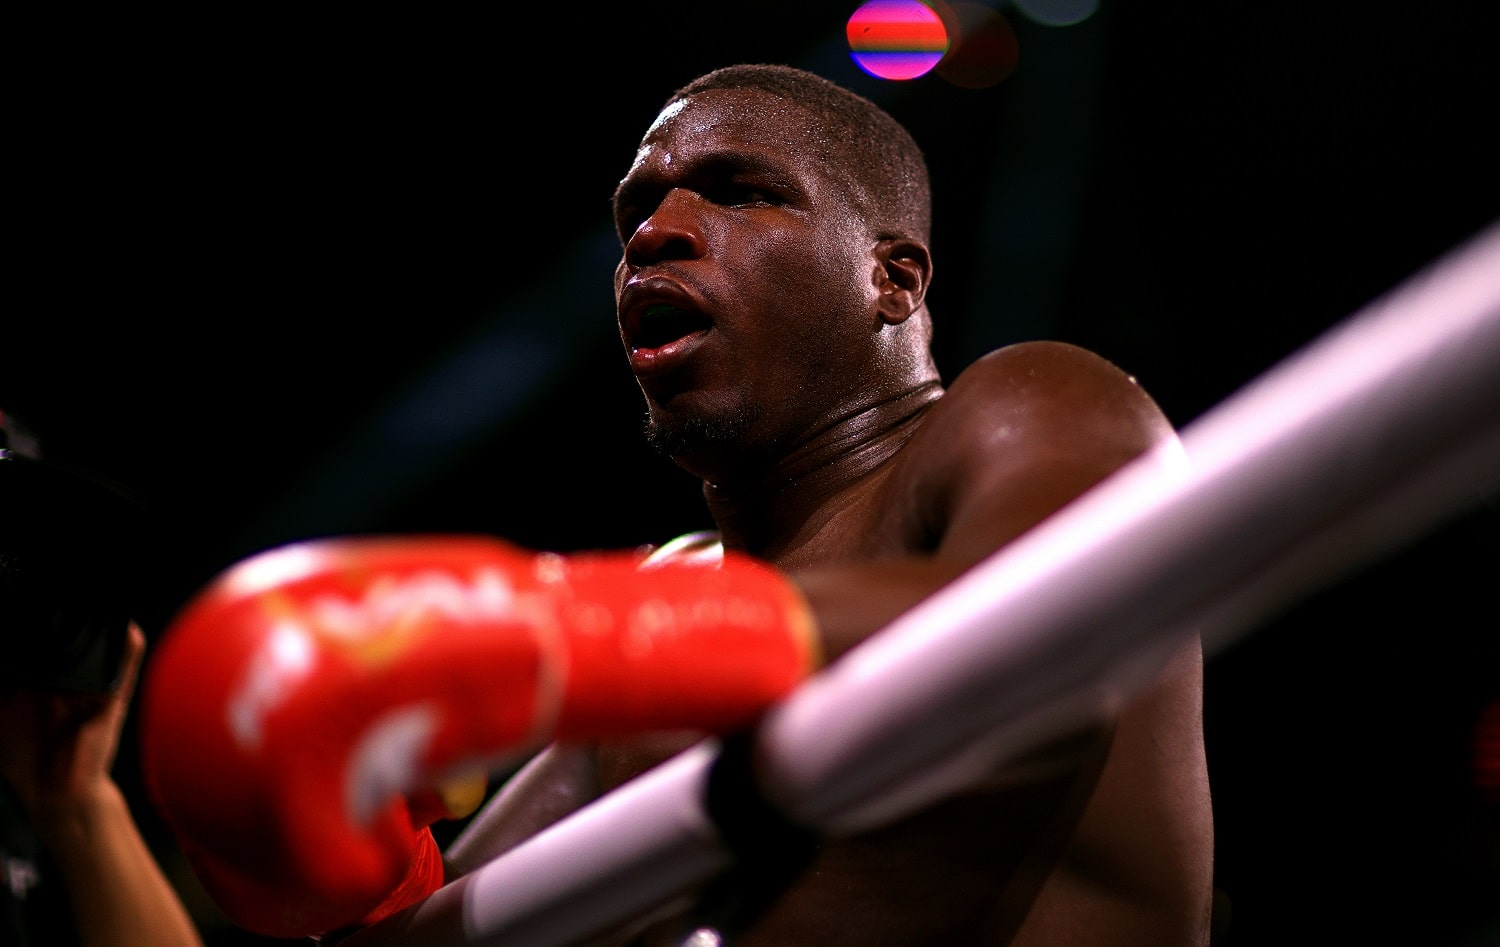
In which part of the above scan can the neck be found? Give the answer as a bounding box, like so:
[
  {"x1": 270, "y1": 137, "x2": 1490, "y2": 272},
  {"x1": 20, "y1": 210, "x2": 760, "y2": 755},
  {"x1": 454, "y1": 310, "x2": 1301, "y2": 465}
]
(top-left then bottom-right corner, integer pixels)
[{"x1": 702, "y1": 380, "x2": 942, "y2": 558}]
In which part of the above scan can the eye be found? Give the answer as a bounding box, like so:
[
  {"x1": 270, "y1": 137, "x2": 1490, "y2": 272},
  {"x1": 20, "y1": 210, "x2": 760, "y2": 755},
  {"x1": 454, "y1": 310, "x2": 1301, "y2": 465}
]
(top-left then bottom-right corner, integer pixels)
[{"x1": 708, "y1": 183, "x2": 778, "y2": 208}]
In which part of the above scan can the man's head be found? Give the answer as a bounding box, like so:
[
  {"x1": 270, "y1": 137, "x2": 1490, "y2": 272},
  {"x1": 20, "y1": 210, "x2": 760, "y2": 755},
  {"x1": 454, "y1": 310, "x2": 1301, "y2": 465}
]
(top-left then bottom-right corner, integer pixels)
[
  {"x1": 664, "y1": 64, "x2": 933, "y2": 245},
  {"x1": 612, "y1": 64, "x2": 939, "y2": 483}
]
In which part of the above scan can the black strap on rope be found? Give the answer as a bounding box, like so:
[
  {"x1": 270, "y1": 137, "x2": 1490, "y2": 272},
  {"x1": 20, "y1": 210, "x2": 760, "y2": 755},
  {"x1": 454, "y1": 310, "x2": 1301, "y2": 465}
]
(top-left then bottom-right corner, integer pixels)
[{"x1": 683, "y1": 728, "x2": 821, "y2": 943}]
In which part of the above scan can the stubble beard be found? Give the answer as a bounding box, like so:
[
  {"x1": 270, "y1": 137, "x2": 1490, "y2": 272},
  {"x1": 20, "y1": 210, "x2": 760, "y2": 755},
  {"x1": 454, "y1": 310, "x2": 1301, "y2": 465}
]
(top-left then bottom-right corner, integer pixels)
[{"x1": 642, "y1": 404, "x2": 761, "y2": 459}]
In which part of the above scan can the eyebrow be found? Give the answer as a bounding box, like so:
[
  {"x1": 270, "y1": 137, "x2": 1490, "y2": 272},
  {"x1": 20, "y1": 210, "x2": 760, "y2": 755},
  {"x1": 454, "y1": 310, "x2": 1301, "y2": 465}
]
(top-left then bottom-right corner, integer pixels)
[{"x1": 613, "y1": 150, "x2": 795, "y2": 212}]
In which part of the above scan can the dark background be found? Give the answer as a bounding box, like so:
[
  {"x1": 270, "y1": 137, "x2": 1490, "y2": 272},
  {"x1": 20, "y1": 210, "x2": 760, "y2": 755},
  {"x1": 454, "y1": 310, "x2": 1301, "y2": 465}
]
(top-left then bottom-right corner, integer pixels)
[{"x1": 6, "y1": 2, "x2": 1497, "y2": 944}]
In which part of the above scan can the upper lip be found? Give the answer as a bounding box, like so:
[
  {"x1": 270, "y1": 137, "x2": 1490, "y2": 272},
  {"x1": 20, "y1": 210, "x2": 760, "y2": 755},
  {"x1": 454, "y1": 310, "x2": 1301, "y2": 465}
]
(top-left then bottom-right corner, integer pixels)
[{"x1": 618, "y1": 275, "x2": 713, "y2": 350}]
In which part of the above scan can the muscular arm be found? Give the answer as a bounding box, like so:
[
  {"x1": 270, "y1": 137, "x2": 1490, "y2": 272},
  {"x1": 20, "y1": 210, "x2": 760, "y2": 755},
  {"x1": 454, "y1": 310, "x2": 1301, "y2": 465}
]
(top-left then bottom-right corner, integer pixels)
[
  {"x1": 796, "y1": 340, "x2": 1181, "y2": 664},
  {"x1": 787, "y1": 341, "x2": 1215, "y2": 945},
  {"x1": 434, "y1": 342, "x2": 1212, "y2": 945}
]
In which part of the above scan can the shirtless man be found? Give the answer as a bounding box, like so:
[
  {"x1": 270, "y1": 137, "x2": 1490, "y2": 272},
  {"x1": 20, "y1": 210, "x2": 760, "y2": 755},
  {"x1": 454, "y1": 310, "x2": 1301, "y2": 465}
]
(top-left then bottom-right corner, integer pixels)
[
  {"x1": 141, "y1": 64, "x2": 1214, "y2": 946},
  {"x1": 447, "y1": 63, "x2": 1215, "y2": 946}
]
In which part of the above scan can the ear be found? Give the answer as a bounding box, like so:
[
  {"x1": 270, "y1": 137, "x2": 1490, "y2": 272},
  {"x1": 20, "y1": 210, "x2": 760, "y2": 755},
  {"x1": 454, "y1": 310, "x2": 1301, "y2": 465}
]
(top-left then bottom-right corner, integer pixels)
[{"x1": 874, "y1": 238, "x2": 932, "y2": 326}]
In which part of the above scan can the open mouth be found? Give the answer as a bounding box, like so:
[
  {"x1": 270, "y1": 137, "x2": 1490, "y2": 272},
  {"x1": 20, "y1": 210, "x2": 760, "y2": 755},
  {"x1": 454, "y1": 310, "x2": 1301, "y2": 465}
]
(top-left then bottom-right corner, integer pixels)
[{"x1": 634, "y1": 303, "x2": 712, "y2": 350}]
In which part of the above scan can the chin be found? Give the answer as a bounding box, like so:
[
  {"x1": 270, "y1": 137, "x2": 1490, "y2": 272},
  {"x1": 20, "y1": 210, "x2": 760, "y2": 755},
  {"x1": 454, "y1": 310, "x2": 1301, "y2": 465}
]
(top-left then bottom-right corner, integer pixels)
[{"x1": 642, "y1": 402, "x2": 760, "y2": 459}]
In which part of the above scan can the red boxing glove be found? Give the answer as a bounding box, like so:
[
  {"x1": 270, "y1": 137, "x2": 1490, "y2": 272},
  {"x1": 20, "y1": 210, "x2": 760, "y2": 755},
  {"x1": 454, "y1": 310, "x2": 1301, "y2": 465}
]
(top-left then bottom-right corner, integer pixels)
[{"x1": 138, "y1": 535, "x2": 817, "y2": 939}]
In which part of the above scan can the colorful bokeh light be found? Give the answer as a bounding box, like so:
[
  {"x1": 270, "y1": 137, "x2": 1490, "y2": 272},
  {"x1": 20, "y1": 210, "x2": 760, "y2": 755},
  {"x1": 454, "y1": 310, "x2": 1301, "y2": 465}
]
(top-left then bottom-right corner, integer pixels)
[
  {"x1": 933, "y1": 2, "x2": 1018, "y2": 89},
  {"x1": 847, "y1": 0, "x2": 950, "y2": 81}
]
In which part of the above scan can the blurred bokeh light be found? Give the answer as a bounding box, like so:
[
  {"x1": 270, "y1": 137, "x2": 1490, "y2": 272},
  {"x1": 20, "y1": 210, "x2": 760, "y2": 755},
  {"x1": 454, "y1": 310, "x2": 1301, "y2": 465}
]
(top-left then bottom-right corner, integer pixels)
[
  {"x1": 933, "y1": 2, "x2": 1019, "y2": 89},
  {"x1": 1011, "y1": 0, "x2": 1099, "y2": 27},
  {"x1": 847, "y1": 0, "x2": 949, "y2": 80}
]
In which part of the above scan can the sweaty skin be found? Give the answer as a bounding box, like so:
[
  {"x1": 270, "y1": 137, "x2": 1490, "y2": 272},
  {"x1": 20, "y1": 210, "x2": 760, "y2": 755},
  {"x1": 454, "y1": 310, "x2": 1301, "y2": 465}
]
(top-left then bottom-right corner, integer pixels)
[{"x1": 447, "y1": 83, "x2": 1214, "y2": 946}]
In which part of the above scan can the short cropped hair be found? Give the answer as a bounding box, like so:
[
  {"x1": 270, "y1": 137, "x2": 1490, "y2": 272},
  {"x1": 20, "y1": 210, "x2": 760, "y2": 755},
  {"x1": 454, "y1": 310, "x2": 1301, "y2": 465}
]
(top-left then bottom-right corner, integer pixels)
[{"x1": 666, "y1": 64, "x2": 933, "y2": 243}]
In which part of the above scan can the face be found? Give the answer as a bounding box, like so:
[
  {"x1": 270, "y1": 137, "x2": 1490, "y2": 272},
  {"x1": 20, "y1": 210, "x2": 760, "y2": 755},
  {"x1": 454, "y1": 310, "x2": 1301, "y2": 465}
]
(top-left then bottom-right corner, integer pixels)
[{"x1": 612, "y1": 88, "x2": 890, "y2": 479}]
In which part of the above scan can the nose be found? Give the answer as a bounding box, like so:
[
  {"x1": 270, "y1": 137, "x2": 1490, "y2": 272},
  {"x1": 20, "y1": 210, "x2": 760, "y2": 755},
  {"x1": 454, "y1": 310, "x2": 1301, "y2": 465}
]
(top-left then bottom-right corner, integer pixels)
[{"x1": 623, "y1": 188, "x2": 708, "y2": 267}]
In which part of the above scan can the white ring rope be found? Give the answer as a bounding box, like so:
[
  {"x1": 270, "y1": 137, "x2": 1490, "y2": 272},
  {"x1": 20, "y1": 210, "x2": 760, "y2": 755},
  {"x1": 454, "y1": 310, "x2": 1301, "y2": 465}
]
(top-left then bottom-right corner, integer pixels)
[{"x1": 340, "y1": 219, "x2": 1500, "y2": 947}]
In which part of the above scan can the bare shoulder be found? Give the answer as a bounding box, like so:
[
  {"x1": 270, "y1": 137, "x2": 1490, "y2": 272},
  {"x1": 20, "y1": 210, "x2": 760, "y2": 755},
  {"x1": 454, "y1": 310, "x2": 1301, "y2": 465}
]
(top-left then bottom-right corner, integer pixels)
[
  {"x1": 940, "y1": 340, "x2": 1172, "y2": 439},
  {"x1": 909, "y1": 343, "x2": 1214, "y2": 945},
  {"x1": 898, "y1": 341, "x2": 1177, "y2": 566}
]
